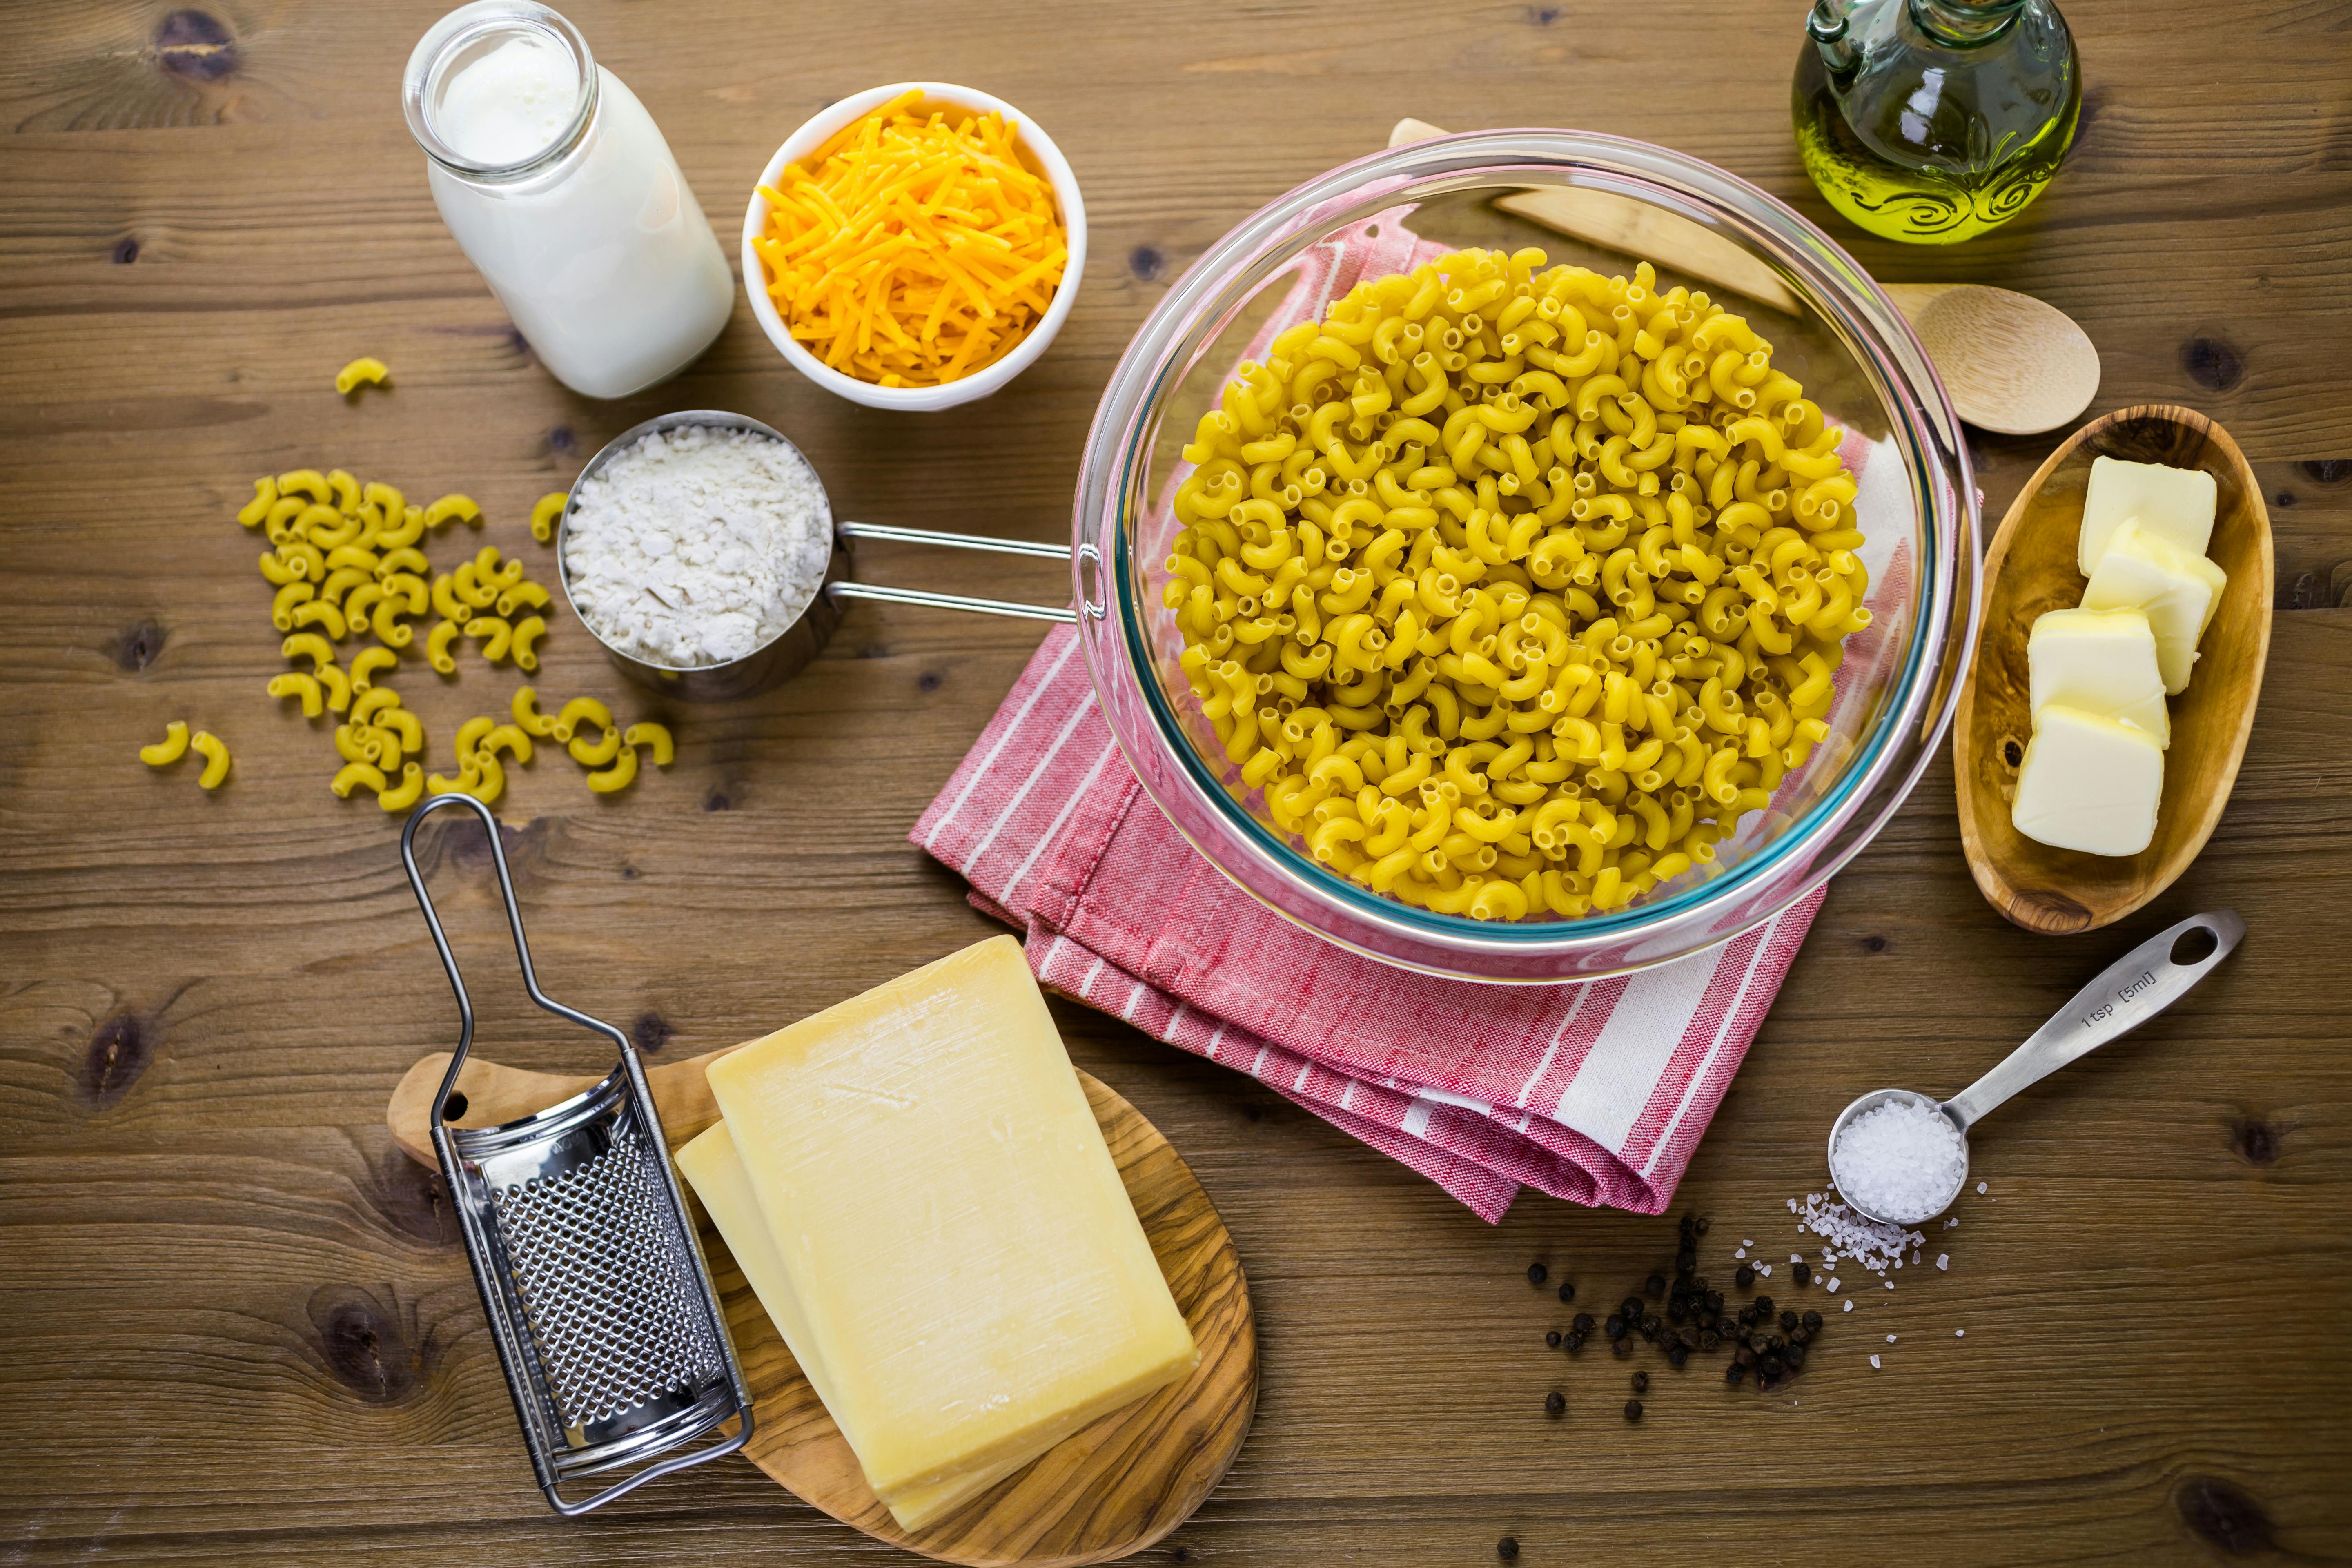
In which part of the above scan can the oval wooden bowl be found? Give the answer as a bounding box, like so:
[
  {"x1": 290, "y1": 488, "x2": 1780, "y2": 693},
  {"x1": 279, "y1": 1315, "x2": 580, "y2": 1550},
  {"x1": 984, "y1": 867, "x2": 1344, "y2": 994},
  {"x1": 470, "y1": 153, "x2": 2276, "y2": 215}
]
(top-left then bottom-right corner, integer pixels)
[
  {"x1": 390, "y1": 1045, "x2": 1257, "y2": 1567},
  {"x1": 1952, "y1": 404, "x2": 2272, "y2": 935}
]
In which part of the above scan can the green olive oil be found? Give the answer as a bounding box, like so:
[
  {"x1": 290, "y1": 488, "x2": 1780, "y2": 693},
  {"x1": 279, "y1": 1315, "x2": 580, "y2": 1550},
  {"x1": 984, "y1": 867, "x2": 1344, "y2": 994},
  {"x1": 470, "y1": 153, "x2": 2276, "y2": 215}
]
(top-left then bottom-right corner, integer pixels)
[{"x1": 1794, "y1": 0, "x2": 2080, "y2": 245}]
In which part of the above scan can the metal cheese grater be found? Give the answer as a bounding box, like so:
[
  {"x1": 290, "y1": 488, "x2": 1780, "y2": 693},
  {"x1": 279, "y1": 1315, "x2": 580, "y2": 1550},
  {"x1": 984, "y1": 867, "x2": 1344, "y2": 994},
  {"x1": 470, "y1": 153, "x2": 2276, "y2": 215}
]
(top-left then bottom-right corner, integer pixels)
[{"x1": 401, "y1": 792, "x2": 754, "y2": 1515}]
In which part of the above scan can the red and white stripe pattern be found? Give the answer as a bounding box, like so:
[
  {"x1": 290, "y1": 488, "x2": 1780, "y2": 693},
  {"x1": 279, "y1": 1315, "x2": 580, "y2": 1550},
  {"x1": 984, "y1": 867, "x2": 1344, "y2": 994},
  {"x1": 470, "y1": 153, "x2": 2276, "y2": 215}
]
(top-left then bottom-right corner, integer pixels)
[{"x1": 910, "y1": 214, "x2": 1913, "y2": 1221}]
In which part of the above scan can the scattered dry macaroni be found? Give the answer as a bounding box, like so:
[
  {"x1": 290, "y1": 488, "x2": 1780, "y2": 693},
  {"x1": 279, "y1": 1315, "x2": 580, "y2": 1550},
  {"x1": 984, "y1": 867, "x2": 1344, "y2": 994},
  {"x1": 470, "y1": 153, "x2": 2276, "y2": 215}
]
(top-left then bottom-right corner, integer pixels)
[
  {"x1": 224, "y1": 460, "x2": 679, "y2": 806},
  {"x1": 139, "y1": 720, "x2": 191, "y2": 766},
  {"x1": 1163, "y1": 247, "x2": 1866, "y2": 922},
  {"x1": 752, "y1": 88, "x2": 1068, "y2": 387},
  {"x1": 190, "y1": 730, "x2": 232, "y2": 789},
  {"x1": 335, "y1": 356, "x2": 390, "y2": 395},
  {"x1": 530, "y1": 492, "x2": 568, "y2": 542}
]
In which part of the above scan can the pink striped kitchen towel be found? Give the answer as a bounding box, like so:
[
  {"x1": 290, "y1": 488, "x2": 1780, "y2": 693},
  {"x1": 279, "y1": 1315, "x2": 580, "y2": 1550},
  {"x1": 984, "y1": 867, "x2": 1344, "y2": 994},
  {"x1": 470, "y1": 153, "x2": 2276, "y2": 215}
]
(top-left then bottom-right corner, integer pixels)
[{"x1": 914, "y1": 212, "x2": 1908, "y2": 1222}]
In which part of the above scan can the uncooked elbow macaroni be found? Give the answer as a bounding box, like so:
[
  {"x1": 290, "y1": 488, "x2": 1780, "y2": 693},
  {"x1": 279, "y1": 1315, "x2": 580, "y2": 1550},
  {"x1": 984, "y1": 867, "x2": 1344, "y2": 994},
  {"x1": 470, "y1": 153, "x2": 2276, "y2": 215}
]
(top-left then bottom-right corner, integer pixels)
[
  {"x1": 1163, "y1": 246, "x2": 1867, "y2": 921},
  {"x1": 221, "y1": 458, "x2": 683, "y2": 808}
]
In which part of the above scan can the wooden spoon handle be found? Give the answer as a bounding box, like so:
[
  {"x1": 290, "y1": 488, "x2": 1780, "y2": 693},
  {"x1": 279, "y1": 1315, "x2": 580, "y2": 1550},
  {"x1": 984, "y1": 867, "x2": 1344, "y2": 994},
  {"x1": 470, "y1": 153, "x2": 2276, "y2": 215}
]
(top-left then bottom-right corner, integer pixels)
[
  {"x1": 1388, "y1": 118, "x2": 1804, "y2": 315},
  {"x1": 386, "y1": 1042, "x2": 746, "y2": 1166}
]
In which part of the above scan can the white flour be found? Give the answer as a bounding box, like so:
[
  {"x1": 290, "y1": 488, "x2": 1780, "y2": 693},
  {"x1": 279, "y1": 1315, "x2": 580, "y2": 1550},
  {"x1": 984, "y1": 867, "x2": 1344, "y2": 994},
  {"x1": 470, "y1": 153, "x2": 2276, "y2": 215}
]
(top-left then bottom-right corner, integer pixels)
[{"x1": 563, "y1": 425, "x2": 832, "y2": 667}]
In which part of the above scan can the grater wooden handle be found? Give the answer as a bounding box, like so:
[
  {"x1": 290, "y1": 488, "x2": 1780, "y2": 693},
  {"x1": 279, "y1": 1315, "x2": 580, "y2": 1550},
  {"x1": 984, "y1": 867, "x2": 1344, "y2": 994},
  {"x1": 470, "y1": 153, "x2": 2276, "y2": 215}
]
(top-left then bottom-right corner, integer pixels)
[{"x1": 388, "y1": 1042, "x2": 747, "y2": 1167}]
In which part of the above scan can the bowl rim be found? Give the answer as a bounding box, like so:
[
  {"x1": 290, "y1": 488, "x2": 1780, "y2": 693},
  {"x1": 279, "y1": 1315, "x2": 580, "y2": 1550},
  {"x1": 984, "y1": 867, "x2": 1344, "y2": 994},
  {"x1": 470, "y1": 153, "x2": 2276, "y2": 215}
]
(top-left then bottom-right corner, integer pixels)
[
  {"x1": 1071, "y1": 129, "x2": 1979, "y2": 980},
  {"x1": 739, "y1": 81, "x2": 1088, "y2": 413}
]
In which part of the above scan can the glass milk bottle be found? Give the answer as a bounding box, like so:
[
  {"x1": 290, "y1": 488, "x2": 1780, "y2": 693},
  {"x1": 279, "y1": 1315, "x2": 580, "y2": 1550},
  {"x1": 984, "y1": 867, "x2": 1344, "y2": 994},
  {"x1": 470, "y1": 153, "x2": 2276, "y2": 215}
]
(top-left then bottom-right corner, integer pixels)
[{"x1": 402, "y1": 2, "x2": 734, "y2": 398}]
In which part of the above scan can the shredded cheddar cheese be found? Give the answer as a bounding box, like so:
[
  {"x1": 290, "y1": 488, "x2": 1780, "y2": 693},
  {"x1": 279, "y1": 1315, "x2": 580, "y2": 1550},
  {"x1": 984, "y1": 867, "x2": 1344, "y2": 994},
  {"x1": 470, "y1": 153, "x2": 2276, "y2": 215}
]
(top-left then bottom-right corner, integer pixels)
[{"x1": 754, "y1": 89, "x2": 1068, "y2": 388}]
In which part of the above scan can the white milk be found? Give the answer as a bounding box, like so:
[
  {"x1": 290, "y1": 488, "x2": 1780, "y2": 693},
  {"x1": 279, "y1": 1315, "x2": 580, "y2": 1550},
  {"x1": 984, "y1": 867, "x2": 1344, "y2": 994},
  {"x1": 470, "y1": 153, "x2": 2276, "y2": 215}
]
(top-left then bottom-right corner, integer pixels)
[{"x1": 405, "y1": 5, "x2": 733, "y2": 400}]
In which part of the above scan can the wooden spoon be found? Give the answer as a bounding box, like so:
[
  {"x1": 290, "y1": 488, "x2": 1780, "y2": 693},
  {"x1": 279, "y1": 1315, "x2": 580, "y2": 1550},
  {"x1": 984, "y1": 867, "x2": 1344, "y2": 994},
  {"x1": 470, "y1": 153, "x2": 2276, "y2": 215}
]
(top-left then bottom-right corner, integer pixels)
[
  {"x1": 1387, "y1": 119, "x2": 2101, "y2": 434},
  {"x1": 1953, "y1": 404, "x2": 2272, "y2": 935},
  {"x1": 388, "y1": 1046, "x2": 1257, "y2": 1567}
]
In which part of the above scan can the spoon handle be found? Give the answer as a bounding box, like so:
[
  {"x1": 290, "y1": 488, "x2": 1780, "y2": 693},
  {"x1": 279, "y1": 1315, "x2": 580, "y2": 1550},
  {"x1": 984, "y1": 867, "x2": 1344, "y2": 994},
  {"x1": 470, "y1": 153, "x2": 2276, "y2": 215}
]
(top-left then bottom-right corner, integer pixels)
[{"x1": 1944, "y1": 911, "x2": 2245, "y2": 1134}]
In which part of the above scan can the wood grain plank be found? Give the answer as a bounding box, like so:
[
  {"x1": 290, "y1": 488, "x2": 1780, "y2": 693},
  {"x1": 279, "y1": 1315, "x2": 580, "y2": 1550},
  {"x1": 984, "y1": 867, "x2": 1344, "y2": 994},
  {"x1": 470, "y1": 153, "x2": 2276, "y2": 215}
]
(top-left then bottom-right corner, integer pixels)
[{"x1": 4, "y1": 0, "x2": 2350, "y2": 1563}]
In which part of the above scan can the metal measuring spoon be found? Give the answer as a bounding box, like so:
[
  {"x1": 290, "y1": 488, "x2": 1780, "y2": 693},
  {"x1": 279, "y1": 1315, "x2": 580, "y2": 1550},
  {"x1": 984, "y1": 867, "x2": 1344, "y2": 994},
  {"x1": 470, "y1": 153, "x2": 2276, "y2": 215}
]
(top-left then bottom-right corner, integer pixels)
[{"x1": 1826, "y1": 910, "x2": 2246, "y2": 1227}]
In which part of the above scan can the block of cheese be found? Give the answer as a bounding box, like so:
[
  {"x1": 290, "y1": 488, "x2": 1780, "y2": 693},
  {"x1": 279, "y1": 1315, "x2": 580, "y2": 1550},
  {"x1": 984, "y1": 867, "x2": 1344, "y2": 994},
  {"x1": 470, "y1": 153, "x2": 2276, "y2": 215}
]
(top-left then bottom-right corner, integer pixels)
[
  {"x1": 2078, "y1": 454, "x2": 2216, "y2": 575},
  {"x1": 2011, "y1": 703, "x2": 2164, "y2": 856},
  {"x1": 704, "y1": 936, "x2": 1199, "y2": 1513},
  {"x1": 675, "y1": 1123, "x2": 1036, "y2": 1528},
  {"x1": 2080, "y1": 519, "x2": 2226, "y2": 694},
  {"x1": 2027, "y1": 607, "x2": 2169, "y2": 747}
]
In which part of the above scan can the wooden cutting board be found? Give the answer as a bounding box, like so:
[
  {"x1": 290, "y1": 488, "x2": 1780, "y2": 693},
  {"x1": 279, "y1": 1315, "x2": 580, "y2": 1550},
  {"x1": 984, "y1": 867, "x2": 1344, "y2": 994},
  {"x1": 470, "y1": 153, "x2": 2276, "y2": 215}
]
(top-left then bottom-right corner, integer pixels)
[{"x1": 388, "y1": 1044, "x2": 1256, "y2": 1566}]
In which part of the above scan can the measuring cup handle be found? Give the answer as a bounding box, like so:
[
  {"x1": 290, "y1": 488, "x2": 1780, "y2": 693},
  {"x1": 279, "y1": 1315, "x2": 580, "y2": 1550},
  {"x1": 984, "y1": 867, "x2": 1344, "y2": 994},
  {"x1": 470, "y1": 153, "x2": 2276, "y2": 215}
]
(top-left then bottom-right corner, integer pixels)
[{"x1": 1944, "y1": 910, "x2": 2245, "y2": 1134}]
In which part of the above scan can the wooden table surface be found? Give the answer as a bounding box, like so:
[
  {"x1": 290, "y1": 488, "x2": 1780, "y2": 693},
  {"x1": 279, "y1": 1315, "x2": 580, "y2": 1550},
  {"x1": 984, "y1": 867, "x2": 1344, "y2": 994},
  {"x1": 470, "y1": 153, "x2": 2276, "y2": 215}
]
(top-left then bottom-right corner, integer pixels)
[{"x1": 4, "y1": 2, "x2": 2348, "y2": 1562}]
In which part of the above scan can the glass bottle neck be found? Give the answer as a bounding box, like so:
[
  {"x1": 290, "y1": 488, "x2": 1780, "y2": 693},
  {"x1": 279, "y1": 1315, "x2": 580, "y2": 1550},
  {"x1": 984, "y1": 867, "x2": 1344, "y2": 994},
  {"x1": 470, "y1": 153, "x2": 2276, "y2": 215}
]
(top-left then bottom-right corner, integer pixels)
[
  {"x1": 403, "y1": 1, "x2": 599, "y2": 186},
  {"x1": 1907, "y1": 0, "x2": 2029, "y2": 47}
]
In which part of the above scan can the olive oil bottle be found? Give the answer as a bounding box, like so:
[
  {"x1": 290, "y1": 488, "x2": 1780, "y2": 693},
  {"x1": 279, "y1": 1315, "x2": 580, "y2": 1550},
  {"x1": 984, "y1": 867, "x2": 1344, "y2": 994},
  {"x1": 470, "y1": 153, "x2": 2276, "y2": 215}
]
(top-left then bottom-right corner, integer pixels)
[{"x1": 1794, "y1": 0, "x2": 2080, "y2": 245}]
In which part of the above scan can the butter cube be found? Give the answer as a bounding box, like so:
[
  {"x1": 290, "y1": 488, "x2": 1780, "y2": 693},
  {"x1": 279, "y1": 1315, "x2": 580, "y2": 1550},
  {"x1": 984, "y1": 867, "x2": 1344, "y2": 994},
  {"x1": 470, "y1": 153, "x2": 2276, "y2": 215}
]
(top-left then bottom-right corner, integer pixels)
[
  {"x1": 2079, "y1": 455, "x2": 2216, "y2": 575},
  {"x1": 704, "y1": 937, "x2": 1199, "y2": 1516},
  {"x1": 2080, "y1": 519, "x2": 2226, "y2": 694},
  {"x1": 2027, "y1": 608, "x2": 2169, "y2": 747},
  {"x1": 2011, "y1": 704, "x2": 2164, "y2": 857}
]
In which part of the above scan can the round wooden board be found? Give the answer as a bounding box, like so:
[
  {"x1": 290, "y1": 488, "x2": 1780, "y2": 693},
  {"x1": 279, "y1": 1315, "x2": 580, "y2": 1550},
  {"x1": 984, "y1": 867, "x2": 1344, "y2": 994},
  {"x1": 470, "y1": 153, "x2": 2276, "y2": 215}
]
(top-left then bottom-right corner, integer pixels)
[
  {"x1": 388, "y1": 1048, "x2": 1257, "y2": 1566},
  {"x1": 1951, "y1": 403, "x2": 2273, "y2": 935}
]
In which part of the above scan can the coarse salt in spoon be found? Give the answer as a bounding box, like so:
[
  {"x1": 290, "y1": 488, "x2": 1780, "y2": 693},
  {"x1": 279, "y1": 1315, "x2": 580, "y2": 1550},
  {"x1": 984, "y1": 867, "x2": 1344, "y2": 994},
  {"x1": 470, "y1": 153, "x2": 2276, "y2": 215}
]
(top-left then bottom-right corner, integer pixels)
[{"x1": 1826, "y1": 910, "x2": 2245, "y2": 1226}]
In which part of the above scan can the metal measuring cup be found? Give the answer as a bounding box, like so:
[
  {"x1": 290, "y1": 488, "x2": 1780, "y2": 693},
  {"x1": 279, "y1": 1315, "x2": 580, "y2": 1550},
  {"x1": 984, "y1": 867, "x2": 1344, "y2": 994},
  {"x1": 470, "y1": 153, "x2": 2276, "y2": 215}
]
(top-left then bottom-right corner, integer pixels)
[
  {"x1": 1825, "y1": 910, "x2": 2246, "y2": 1226},
  {"x1": 555, "y1": 410, "x2": 1075, "y2": 701}
]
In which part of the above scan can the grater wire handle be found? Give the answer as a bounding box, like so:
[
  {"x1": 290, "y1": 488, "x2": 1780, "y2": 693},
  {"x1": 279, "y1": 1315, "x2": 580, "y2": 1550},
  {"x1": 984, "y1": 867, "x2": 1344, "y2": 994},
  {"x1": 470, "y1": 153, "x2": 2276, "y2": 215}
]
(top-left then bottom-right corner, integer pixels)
[{"x1": 400, "y1": 791, "x2": 633, "y2": 1136}]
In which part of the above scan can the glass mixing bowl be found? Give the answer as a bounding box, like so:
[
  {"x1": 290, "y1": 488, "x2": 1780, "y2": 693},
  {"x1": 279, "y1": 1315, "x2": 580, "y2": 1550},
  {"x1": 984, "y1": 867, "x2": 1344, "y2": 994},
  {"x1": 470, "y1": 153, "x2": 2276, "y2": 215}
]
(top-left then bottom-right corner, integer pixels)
[{"x1": 1072, "y1": 131, "x2": 1978, "y2": 982}]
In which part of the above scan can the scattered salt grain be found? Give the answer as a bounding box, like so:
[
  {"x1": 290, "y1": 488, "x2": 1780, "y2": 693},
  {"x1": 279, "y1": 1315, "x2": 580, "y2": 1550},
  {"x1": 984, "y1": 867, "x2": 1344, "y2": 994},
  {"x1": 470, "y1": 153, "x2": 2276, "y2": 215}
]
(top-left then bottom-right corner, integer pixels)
[
  {"x1": 1936, "y1": 1254, "x2": 1949, "y2": 1271},
  {"x1": 1976, "y1": 1180, "x2": 1988, "y2": 1194},
  {"x1": 1869, "y1": 1354, "x2": 1881, "y2": 1369},
  {"x1": 1758, "y1": 1263, "x2": 1773, "y2": 1277},
  {"x1": 1795, "y1": 1193, "x2": 1925, "y2": 1278},
  {"x1": 1826, "y1": 1278, "x2": 1840, "y2": 1293},
  {"x1": 1843, "y1": 1301, "x2": 1854, "y2": 1313},
  {"x1": 1743, "y1": 1238, "x2": 1754, "y2": 1247},
  {"x1": 1791, "y1": 1254, "x2": 1804, "y2": 1264},
  {"x1": 1829, "y1": 1097, "x2": 1968, "y2": 1223},
  {"x1": 1956, "y1": 1330, "x2": 1965, "y2": 1338},
  {"x1": 1886, "y1": 1334, "x2": 1896, "y2": 1343},
  {"x1": 1734, "y1": 1247, "x2": 1746, "y2": 1259}
]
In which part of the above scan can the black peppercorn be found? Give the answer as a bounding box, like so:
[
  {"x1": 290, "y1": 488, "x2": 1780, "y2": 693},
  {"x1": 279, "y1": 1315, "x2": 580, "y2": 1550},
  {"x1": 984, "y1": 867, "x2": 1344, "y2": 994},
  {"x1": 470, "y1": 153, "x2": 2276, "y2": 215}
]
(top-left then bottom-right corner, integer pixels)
[
  {"x1": 1802, "y1": 1310, "x2": 1823, "y2": 1333},
  {"x1": 1734, "y1": 1263, "x2": 1755, "y2": 1288},
  {"x1": 1792, "y1": 1261, "x2": 1813, "y2": 1286},
  {"x1": 1620, "y1": 1295, "x2": 1644, "y2": 1321},
  {"x1": 1564, "y1": 1332, "x2": 1585, "y2": 1352},
  {"x1": 1734, "y1": 1343, "x2": 1756, "y2": 1366},
  {"x1": 1783, "y1": 1343, "x2": 1806, "y2": 1370},
  {"x1": 1544, "y1": 1389, "x2": 1565, "y2": 1415},
  {"x1": 1528, "y1": 1263, "x2": 1548, "y2": 1285},
  {"x1": 1572, "y1": 1312, "x2": 1595, "y2": 1334},
  {"x1": 1605, "y1": 1313, "x2": 1626, "y2": 1339},
  {"x1": 1724, "y1": 1361, "x2": 1744, "y2": 1384},
  {"x1": 1697, "y1": 1329, "x2": 1718, "y2": 1351},
  {"x1": 1557, "y1": 1281, "x2": 1575, "y2": 1303},
  {"x1": 1611, "y1": 1336, "x2": 1633, "y2": 1359},
  {"x1": 1789, "y1": 1326, "x2": 1811, "y2": 1348},
  {"x1": 1499, "y1": 1537, "x2": 1520, "y2": 1561},
  {"x1": 1704, "y1": 1289, "x2": 1724, "y2": 1313},
  {"x1": 1695, "y1": 1217, "x2": 1710, "y2": 1236},
  {"x1": 1760, "y1": 1355, "x2": 1784, "y2": 1378},
  {"x1": 1753, "y1": 1294, "x2": 1775, "y2": 1317},
  {"x1": 1666, "y1": 1301, "x2": 1687, "y2": 1325},
  {"x1": 1546, "y1": 1330, "x2": 1562, "y2": 1348},
  {"x1": 1779, "y1": 1309, "x2": 1800, "y2": 1333},
  {"x1": 1716, "y1": 1315, "x2": 1738, "y2": 1338},
  {"x1": 1631, "y1": 1370, "x2": 1650, "y2": 1394},
  {"x1": 1674, "y1": 1253, "x2": 1696, "y2": 1280},
  {"x1": 1667, "y1": 1343, "x2": 1687, "y2": 1368},
  {"x1": 1642, "y1": 1314, "x2": 1662, "y2": 1337},
  {"x1": 1736, "y1": 1305, "x2": 1758, "y2": 1328},
  {"x1": 1646, "y1": 1274, "x2": 1666, "y2": 1297},
  {"x1": 1623, "y1": 1399, "x2": 1643, "y2": 1422}
]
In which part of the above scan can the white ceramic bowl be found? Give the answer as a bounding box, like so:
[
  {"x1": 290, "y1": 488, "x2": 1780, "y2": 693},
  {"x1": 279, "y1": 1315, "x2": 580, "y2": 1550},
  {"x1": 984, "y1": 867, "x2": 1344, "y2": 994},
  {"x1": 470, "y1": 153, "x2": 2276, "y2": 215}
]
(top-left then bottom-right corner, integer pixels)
[{"x1": 741, "y1": 81, "x2": 1087, "y2": 412}]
